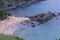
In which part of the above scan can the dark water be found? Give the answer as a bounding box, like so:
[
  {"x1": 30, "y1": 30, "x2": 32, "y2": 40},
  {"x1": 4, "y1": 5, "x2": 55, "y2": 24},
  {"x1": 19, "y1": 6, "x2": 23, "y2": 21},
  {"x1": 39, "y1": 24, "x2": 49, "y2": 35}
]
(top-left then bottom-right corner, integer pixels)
[{"x1": 13, "y1": 0, "x2": 60, "y2": 40}]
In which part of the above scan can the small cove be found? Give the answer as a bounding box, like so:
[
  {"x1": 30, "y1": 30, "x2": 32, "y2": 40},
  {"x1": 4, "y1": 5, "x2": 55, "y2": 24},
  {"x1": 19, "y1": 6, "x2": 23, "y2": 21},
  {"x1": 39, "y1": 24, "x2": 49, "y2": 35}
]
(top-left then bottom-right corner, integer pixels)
[{"x1": 12, "y1": 0, "x2": 60, "y2": 40}]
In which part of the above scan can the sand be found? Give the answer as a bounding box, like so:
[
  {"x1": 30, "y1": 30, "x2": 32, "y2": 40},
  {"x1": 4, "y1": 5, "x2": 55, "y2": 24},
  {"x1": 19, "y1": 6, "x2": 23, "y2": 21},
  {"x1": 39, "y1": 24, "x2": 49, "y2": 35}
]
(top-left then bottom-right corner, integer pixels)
[{"x1": 0, "y1": 16, "x2": 30, "y2": 34}]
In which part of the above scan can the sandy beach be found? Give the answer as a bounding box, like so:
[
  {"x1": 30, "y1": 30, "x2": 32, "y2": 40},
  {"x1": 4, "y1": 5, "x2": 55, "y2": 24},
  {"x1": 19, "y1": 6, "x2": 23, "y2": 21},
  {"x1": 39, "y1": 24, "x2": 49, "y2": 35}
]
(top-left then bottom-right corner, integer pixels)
[{"x1": 0, "y1": 16, "x2": 30, "y2": 34}]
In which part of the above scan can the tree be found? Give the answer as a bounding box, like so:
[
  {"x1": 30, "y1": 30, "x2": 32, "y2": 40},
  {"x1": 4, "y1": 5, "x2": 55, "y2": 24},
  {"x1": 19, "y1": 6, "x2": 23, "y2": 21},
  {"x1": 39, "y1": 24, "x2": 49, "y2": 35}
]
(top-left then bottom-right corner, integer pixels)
[{"x1": 0, "y1": 10, "x2": 11, "y2": 20}]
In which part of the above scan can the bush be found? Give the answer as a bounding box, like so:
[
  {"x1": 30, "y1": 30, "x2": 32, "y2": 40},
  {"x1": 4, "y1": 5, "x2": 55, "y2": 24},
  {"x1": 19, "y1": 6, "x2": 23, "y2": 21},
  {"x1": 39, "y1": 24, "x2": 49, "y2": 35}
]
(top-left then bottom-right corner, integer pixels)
[
  {"x1": 38, "y1": 13, "x2": 45, "y2": 18},
  {"x1": 0, "y1": 34, "x2": 23, "y2": 40},
  {"x1": 0, "y1": 10, "x2": 11, "y2": 20}
]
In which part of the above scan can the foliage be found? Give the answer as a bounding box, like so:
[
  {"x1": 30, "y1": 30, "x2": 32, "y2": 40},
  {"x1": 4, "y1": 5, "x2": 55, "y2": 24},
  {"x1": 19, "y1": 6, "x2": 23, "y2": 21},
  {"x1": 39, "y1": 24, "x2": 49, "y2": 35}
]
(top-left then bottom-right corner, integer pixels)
[
  {"x1": 0, "y1": 0, "x2": 45, "y2": 8},
  {"x1": 0, "y1": 10, "x2": 11, "y2": 20},
  {"x1": 0, "y1": 34, "x2": 23, "y2": 40},
  {"x1": 38, "y1": 13, "x2": 45, "y2": 18}
]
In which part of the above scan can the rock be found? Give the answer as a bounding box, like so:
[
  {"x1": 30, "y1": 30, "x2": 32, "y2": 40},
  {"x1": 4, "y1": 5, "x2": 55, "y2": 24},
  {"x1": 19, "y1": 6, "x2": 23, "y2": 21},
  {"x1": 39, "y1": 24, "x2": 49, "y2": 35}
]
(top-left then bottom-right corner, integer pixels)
[
  {"x1": 52, "y1": 13, "x2": 56, "y2": 17},
  {"x1": 44, "y1": 18, "x2": 48, "y2": 22},
  {"x1": 20, "y1": 22, "x2": 23, "y2": 24},
  {"x1": 32, "y1": 25, "x2": 35, "y2": 27},
  {"x1": 29, "y1": 11, "x2": 56, "y2": 24},
  {"x1": 31, "y1": 22, "x2": 36, "y2": 27},
  {"x1": 31, "y1": 22, "x2": 34, "y2": 24},
  {"x1": 56, "y1": 18, "x2": 58, "y2": 19},
  {"x1": 7, "y1": 6, "x2": 16, "y2": 10},
  {"x1": 8, "y1": 4, "x2": 13, "y2": 7},
  {"x1": 58, "y1": 13, "x2": 60, "y2": 15},
  {"x1": 16, "y1": 5, "x2": 19, "y2": 8},
  {"x1": 12, "y1": 7, "x2": 16, "y2": 10},
  {"x1": 37, "y1": 19, "x2": 44, "y2": 24},
  {"x1": 23, "y1": 24, "x2": 26, "y2": 25}
]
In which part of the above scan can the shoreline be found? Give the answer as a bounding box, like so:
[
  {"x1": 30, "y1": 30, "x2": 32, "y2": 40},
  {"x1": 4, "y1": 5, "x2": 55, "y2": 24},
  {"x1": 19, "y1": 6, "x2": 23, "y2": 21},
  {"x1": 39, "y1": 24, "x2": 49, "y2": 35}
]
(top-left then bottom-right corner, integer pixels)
[
  {"x1": 6, "y1": 0, "x2": 45, "y2": 10},
  {"x1": 0, "y1": 16, "x2": 30, "y2": 35}
]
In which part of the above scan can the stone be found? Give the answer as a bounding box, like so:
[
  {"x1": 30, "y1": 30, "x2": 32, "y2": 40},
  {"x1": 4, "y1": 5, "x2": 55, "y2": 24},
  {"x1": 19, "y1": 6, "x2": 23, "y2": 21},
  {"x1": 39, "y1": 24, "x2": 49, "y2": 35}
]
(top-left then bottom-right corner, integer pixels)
[
  {"x1": 56, "y1": 18, "x2": 58, "y2": 19},
  {"x1": 29, "y1": 11, "x2": 56, "y2": 24},
  {"x1": 31, "y1": 22, "x2": 34, "y2": 24},
  {"x1": 32, "y1": 25, "x2": 35, "y2": 27},
  {"x1": 58, "y1": 13, "x2": 60, "y2": 15},
  {"x1": 12, "y1": 7, "x2": 16, "y2": 10}
]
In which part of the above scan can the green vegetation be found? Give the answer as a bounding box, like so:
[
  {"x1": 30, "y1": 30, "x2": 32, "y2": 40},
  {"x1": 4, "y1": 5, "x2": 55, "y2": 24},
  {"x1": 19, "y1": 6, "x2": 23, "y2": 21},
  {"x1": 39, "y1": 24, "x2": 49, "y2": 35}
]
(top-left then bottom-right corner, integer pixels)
[
  {"x1": 0, "y1": 10, "x2": 11, "y2": 20},
  {"x1": 0, "y1": 0, "x2": 45, "y2": 9},
  {"x1": 0, "y1": 34, "x2": 23, "y2": 40},
  {"x1": 0, "y1": 0, "x2": 32, "y2": 6},
  {"x1": 38, "y1": 14, "x2": 45, "y2": 18}
]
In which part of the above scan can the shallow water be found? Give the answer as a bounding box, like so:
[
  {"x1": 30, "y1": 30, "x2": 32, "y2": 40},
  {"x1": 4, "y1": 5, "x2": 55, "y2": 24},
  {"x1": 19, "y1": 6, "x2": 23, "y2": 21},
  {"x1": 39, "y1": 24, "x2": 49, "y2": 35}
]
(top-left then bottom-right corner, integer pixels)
[{"x1": 13, "y1": 0, "x2": 60, "y2": 40}]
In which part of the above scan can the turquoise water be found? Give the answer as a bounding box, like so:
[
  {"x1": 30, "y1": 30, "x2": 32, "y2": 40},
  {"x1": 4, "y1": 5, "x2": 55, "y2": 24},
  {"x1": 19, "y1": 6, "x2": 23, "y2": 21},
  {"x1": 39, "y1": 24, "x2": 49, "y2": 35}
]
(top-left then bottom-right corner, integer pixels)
[{"x1": 13, "y1": 0, "x2": 60, "y2": 40}]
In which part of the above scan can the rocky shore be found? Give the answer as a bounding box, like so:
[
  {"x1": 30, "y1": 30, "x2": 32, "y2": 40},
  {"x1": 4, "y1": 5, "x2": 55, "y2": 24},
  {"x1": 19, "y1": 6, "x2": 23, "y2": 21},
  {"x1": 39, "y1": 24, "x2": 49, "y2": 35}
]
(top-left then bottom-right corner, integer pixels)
[
  {"x1": 0, "y1": 11, "x2": 60, "y2": 34},
  {"x1": 29, "y1": 11, "x2": 56, "y2": 24},
  {"x1": 6, "y1": 0, "x2": 45, "y2": 10}
]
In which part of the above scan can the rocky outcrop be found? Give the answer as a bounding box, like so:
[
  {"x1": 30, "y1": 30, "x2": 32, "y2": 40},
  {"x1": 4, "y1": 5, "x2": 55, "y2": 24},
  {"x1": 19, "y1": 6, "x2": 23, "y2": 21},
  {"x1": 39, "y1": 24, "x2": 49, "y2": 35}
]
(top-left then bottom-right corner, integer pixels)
[{"x1": 29, "y1": 11, "x2": 56, "y2": 24}]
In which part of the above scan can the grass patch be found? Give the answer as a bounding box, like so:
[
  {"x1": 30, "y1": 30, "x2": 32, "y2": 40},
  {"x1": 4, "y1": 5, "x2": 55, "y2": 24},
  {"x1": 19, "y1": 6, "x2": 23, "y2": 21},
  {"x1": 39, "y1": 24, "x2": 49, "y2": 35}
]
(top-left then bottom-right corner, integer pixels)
[{"x1": 0, "y1": 34, "x2": 23, "y2": 40}]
